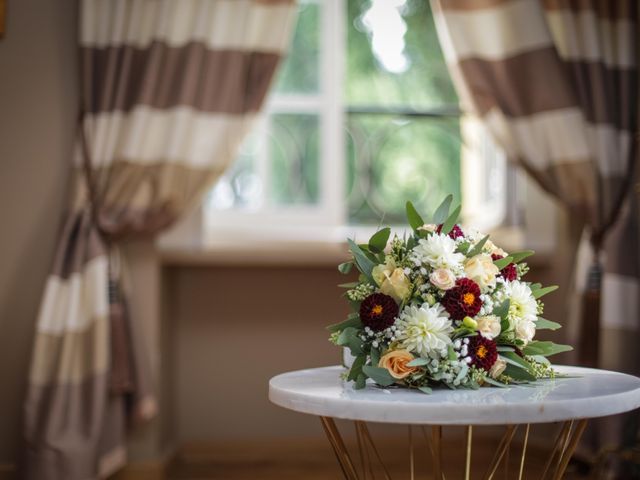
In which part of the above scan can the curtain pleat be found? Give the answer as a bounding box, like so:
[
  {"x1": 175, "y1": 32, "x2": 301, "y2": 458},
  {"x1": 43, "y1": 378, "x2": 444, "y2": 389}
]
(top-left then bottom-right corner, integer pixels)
[{"x1": 23, "y1": 1, "x2": 297, "y2": 478}]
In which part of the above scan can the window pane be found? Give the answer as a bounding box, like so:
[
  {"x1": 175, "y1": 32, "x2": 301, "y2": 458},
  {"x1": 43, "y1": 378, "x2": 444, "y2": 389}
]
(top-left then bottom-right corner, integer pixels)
[
  {"x1": 346, "y1": 114, "x2": 461, "y2": 224},
  {"x1": 270, "y1": 113, "x2": 320, "y2": 206},
  {"x1": 347, "y1": 0, "x2": 458, "y2": 109},
  {"x1": 273, "y1": 2, "x2": 320, "y2": 94},
  {"x1": 207, "y1": 133, "x2": 263, "y2": 211}
]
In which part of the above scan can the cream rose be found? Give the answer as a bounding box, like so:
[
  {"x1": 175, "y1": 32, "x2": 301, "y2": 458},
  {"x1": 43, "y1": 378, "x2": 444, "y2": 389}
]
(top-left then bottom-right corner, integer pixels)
[
  {"x1": 380, "y1": 268, "x2": 411, "y2": 302},
  {"x1": 378, "y1": 349, "x2": 418, "y2": 379},
  {"x1": 476, "y1": 315, "x2": 501, "y2": 340},
  {"x1": 464, "y1": 254, "x2": 500, "y2": 291},
  {"x1": 489, "y1": 357, "x2": 507, "y2": 379},
  {"x1": 418, "y1": 223, "x2": 438, "y2": 233},
  {"x1": 429, "y1": 268, "x2": 456, "y2": 290},
  {"x1": 514, "y1": 318, "x2": 536, "y2": 344}
]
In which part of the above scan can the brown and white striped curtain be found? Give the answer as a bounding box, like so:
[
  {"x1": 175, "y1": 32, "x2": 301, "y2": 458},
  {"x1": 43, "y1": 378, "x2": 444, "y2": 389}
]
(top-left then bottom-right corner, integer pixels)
[
  {"x1": 23, "y1": 1, "x2": 296, "y2": 479},
  {"x1": 431, "y1": 0, "x2": 638, "y2": 370}
]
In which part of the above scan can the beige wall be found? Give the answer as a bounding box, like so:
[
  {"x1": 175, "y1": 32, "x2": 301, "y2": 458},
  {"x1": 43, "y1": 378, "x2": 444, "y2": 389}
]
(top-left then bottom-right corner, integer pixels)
[{"x1": 0, "y1": 0, "x2": 78, "y2": 465}]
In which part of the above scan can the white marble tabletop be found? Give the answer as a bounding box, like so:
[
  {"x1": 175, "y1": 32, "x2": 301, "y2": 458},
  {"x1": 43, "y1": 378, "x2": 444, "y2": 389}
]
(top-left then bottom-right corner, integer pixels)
[{"x1": 269, "y1": 366, "x2": 640, "y2": 425}]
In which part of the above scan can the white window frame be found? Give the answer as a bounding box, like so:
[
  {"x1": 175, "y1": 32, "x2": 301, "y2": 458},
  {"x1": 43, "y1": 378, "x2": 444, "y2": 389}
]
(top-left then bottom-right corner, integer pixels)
[
  {"x1": 204, "y1": 0, "x2": 346, "y2": 244},
  {"x1": 201, "y1": 0, "x2": 510, "y2": 247}
]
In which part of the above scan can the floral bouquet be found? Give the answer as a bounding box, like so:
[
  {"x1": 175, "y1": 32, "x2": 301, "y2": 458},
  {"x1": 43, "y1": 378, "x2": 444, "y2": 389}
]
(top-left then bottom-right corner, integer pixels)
[{"x1": 328, "y1": 196, "x2": 572, "y2": 392}]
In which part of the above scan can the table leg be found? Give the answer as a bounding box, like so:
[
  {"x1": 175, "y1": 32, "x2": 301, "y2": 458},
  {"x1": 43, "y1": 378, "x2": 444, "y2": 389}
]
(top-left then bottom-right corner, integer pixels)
[{"x1": 319, "y1": 416, "x2": 359, "y2": 480}]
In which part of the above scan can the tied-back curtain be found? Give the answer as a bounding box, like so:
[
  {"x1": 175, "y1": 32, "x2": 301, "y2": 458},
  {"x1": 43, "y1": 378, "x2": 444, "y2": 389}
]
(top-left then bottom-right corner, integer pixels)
[
  {"x1": 431, "y1": 0, "x2": 638, "y2": 367},
  {"x1": 23, "y1": 1, "x2": 296, "y2": 479}
]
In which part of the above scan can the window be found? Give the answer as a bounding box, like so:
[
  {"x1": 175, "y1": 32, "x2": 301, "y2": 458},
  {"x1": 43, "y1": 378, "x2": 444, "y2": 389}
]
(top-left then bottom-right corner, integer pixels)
[{"x1": 205, "y1": 0, "x2": 506, "y2": 242}]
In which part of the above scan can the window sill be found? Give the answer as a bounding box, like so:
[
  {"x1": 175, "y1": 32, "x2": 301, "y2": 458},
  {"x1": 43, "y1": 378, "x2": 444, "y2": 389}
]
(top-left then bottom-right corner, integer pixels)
[{"x1": 159, "y1": 226, "x2": 553, "y2": 268}]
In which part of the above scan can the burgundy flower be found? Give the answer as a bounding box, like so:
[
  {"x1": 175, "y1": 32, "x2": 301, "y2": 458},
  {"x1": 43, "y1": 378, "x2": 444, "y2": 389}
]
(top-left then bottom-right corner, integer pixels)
[
  {"x1": 492, "y1": 254, "x2": 517, "y2": 281},
  {"x1": 442, "y1": 278, "x2": 482, "y2": 320},
  {"x1": 468, "y1": 335, "x2": 498, "y2": 371},
  {"x1": 437, "y1": 223, "x2": 464, "y2": 240},
  {"x1": 359, "y1": 293, "x2": 399, "y2": 331}
]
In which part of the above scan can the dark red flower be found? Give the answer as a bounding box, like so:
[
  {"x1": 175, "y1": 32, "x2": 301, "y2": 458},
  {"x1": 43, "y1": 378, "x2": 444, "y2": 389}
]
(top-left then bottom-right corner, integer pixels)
[
  {"x1": 491, "y1": 254, "x2": 517, "y2": 281},
  {"x1": 437, "y1": 223, "x2": 464, "y2": 239},
  {"x1": 468, "y1": 335, "x2": 498, "y2": 371},
  {"x1": 442, "y1": 278, "x2": 482, "y2": 320},
  {"x1": 359, "y1": 293, "x2": 399, "y2": 331}
]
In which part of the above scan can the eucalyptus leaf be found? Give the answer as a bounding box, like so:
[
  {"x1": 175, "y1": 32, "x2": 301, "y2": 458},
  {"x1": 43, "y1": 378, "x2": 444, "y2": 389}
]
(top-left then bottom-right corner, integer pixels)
[
  {"x1": 447, "y1": 344, "x2": 457, "y2": 361},
  {"x1": 535, "y1": 318, "x2": 561, "y2": 330},
  {"x1": 433, "y1": 195, "x2": 453, "y2": 224},
  {"x1": 362, "y1": 366, "x2": 396, "y2": 387},
  {"x1": 348, "y1": 355, "x2": 367, "y2": 381},
  {"x1": 496, "y1": 345, "x2": 515, "y2": 352},
  {"x1": 370, "y1": 348, "x2": 381, "y2": 367},
  {"x1": 504, "y1": 363, "x2": 536, "y2": 382},
  {"x1": 407, "y1": 357, "x2": 430, "y2": 367},
  {"x1": 369, "y1": 227, "x2": 391, "y2": 254},
  {"x1": 467, "y1": 235, "x2": 490, "y2": 257},
  {"x1": 509, "y1": 250, "x2": 535, "y2": 263},
  {"x1": 493, "y1": 256, "x2": 513, "y2": 270},
  {"x1": 338, "y1": 262, "x2": 353, "y2": 274},
  {"x1": 405, "y1": 201, "x2": 425, "y2": 231},
  {"x1": 493, "y1": 299, "x2": 511, "y2": 321},
  {"x1": 418, "y1": 386, "x2": 433, "y2": 395},
  {"x1": 522, "y1": 341, "x2": 572, "y2": 357},
  {"x1": 532, "y1": 285, "x2": 559, "y2": 299},
  {"x1": 440, "y1": 205, "x2": 461, "y2": 235},
  {"x1": 355, "y1": 373, "x2": 366, "y2": 390},
  {"x1": 348, "y1": 239, "x2": 376, "y2": 282},
  {"x1": 338, "y1": 282, "x2": 359, "y2": 289},
  {"x1": 501, "y1": 351, "x2": 534, "y2": 373}
]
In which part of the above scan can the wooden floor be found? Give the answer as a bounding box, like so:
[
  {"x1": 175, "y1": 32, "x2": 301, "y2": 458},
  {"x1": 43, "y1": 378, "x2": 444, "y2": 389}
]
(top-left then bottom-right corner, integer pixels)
[{"x1": 167, "y1": 434, "x2": 592, "y2": 479}]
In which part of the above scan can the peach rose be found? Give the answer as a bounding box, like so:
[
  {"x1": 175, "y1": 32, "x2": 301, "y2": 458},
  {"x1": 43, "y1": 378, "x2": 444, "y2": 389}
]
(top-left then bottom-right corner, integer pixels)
[
  {"x1": 378, "y1": 350, "x2": 418, "y2": 380},
  {"x1": 476, "y1": 315, "x2": 501, "y2": 340},
  {"x1": 429, "y1": 268, "x2": 456, "y2": 290},
  {"x1": 418, "y1": 223, "x2": 438, "y2": 233},
  {"x1": 373, "y1": 258, "x2": 411, "y2": 302}
]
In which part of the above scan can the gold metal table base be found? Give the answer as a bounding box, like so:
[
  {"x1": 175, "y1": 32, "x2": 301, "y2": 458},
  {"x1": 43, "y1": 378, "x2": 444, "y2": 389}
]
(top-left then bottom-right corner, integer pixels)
[{"x1": 319, "y1": 417, "x2": 588, "y2": 480}]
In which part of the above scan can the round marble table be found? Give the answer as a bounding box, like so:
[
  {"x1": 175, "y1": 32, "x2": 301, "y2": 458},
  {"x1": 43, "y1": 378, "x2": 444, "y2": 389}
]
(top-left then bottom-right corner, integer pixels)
[{"x1": 269, "y1": 366, "x2": 640, "y2": 479}]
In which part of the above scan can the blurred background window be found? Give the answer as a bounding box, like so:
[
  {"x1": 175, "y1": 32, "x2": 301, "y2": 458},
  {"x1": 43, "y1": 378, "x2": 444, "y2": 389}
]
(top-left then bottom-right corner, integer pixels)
[{"x1": 205, "y1": 0, "x2": 508, "y2": 239}]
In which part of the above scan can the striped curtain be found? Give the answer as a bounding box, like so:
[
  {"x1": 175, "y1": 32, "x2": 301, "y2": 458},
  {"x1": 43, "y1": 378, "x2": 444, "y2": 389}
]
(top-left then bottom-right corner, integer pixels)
[
  {"x1": 431, "y1": 0, "x2": 638, "y2": 370},
  {"x1": 23, "y1": 1, "x2": 296, "y2": 479}
]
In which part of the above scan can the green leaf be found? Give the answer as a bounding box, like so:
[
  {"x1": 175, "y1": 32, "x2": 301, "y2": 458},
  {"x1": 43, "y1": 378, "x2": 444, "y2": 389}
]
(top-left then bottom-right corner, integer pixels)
[
  {"x1": 338, "y1": 282, "x2": 359, "y2": 289},
  {"x1": 440, "y1": 205, "x2": 461, "y2": 235},
  {"x1": 368, "y1": 227, "x2": 391, "y2": 254},
  {"x1": 447, "y1": 344, "x2": 457, "y2": 361},
  {"x1": 532, "y1": 285, "x2": 558, "y2": 299},
  {"x1": 405, "y1": 201, "x2": 425, "y2": 231},
  {"x1": 504, "y1": 363, "x2": 536, "y2": 382},
  {"x1": 327, "y1": 315, "x2": 362, "y2": 333},
  {"x1": 456, "y1": 241, "x2": 471, "y2": 255},
  {"x1": 336, "y1": 327, "x2": 364, "y2": 355},
  {"x1": 493, "y1": 299, "x2": 510, "y2": 321},
  {"x1": 501, "y1": 352, "x2": 535, "y2": 373},
  {"x1": 362, "y1": 366, "x2": 396, "y2": 387},
  {"x1": 355, "y1": 373, "x2": 366, "y2": 390},
  {"x1": 338, "y1": 262, "x2": 353, "y2": 274},
  {"x1": 535, "y1": 318, "x2": 562, "y2": 330},
  {"x1": 418, "y1": 386, "x2": 433, "y2": 394},
  {"x1": 467, "y1": 235, "x2": 490, "y2": 257},
  {"x1": 483, "y1": 377, "x2": 508, "y2": 388},
  {"x1": 370, "y1": 348, "x2": 381, "y2": 367},
  {"x1": 348, "y1": 239, "x2": 376, "y2": 282},
  {"x1": 522, "y1": 341, "x2": 573, "y2": 357},
  {"x1": 407, "y1": 357, "x2": 430, "y2": 367},
  {"x1": 348, "y1": 355, "x2": 367, "y2": 381},
  {"x1": 509, "y1": 250, "x2": 535, "y2": 263},
  {"x1": 433, "y1": 195, "x2": 453, "y2": 224},
  {"x1": 494, "y1": 256, "x2": 513, "y2": 270},
  {"x1": 529, "y1": 283, "x2": 542, "y2": 291},
  {"x1": 496, "y1": 345, "x2": 515, "y2": 352}
]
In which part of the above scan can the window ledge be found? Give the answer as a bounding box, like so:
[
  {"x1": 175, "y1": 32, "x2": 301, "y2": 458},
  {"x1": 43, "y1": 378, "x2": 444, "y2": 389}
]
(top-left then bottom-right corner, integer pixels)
[{"x1": 159, "y1": 226, "x2": 553, "y2": 268}]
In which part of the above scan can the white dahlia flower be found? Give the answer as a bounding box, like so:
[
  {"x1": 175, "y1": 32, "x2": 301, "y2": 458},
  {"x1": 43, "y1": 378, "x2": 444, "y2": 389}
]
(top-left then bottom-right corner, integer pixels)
[
  {"x1": 411, "y1": 234, "x2": 464, "y2": 272},
  {"x1": 395, "y1": 304, "x2": 453, "y2": 357}
]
